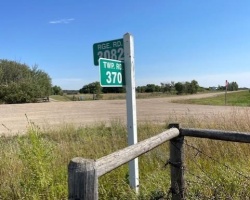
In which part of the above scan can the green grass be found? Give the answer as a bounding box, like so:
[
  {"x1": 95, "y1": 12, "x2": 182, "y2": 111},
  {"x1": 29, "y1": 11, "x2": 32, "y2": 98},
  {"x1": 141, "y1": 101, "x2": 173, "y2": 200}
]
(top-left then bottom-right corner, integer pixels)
[
  {"x1": 173, "y1": 90, "x2": 250, "y2": 106},
  {"x1": 50, "y1": 95, "x2": 72, "y2": 101},
  {"x1": 1, "y1": 111, "x2": 250, "y2": 199}
]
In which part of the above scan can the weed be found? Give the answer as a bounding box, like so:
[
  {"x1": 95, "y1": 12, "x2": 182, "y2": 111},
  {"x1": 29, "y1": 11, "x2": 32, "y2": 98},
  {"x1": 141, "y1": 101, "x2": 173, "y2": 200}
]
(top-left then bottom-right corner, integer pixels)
[
  {"x1": 17, "y1": 125, "x2": 58, "y2": 199},
  {"x1": 1, "y1": 110, "x2": 250, "y2": 199}
]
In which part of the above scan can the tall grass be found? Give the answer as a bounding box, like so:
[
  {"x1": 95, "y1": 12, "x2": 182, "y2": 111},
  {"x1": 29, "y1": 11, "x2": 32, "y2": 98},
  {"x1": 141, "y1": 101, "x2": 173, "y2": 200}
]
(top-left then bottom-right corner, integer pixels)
[
  {"x1": 1, "y1": 110, "x2": 250, "y2": 199},
  {"x1": 57, "y1": 92, "x2": 175, "y2": 101}
]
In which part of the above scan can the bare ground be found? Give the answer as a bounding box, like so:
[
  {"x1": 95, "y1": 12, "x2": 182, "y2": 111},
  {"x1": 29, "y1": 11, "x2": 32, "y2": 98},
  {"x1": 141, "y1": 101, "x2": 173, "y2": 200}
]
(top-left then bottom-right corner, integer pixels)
[{"x1": 0, "y1": 92, "x2": 248, "y2": 136}]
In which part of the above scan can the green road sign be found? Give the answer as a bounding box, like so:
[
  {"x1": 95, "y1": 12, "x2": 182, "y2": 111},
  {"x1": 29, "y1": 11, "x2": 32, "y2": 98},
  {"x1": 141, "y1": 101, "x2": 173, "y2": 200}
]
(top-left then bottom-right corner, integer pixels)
[
  {"x1": 99, "y1": 58, "x2": 125, "y2": 87},
  {"x1": 93, "y1": 38, "x2": 124, "y2": 66}
]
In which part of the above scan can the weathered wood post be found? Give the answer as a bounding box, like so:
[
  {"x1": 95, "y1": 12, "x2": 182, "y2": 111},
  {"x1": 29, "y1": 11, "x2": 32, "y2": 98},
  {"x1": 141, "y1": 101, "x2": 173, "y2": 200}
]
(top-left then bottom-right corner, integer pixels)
[
  {"x1": 168, "y1": 123, "x2": 185, "y2": 200},
  {"x1": 68, "y1": 157, "x2": 98, "y2": 200}
]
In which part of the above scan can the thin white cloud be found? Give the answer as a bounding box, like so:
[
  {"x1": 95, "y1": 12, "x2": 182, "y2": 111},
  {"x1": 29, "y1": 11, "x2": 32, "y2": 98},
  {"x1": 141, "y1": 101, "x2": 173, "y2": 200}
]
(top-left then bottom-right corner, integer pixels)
[{"x1": 49, "y1": 18, "x2": 75, "y2": 24}]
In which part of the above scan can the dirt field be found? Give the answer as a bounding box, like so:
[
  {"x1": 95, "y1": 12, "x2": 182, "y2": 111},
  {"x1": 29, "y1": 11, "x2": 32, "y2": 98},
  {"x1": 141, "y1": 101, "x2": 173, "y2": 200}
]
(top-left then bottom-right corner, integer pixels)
[{"x1": 1, "y1": 92, "x2": 248, "y2": 136}]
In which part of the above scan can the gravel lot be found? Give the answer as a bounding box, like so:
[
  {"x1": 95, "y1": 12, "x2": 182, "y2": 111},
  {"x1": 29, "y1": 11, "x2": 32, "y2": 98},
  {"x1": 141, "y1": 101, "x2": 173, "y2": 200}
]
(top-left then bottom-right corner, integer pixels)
[{"x1": 0, "y1": 92, "x2": 248, "y2": 136}]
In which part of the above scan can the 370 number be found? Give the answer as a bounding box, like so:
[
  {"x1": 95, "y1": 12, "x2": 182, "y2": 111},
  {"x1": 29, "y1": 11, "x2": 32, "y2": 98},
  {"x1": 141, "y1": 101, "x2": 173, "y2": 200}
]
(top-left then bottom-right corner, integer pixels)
[
  {"x1": 98, "y1": 48, "x2": 124, "y2": 61},
  {"x1": 106, "y1": 71, "x2": 123, "y2": 84}
]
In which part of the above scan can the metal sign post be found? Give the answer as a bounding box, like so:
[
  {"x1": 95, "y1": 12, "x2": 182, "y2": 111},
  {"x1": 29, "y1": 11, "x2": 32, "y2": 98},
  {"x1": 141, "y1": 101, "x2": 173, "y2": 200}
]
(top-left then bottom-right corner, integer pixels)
[
  {"x1": 94, "y1": 33, "x2": 139, "y2": 192},
  {"x1": 225, "y1": 80, "x2": 228, "y2": 105},
  {"x1": 123, "y1": 33, "x2": 139, "y2": 193}
]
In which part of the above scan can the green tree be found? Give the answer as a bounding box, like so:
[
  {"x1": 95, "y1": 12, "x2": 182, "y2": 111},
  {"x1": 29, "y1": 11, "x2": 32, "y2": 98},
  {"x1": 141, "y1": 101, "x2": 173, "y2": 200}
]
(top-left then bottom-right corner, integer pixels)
[
  {"x1": 0, "y1": 67, "x2": 3, "y2": 84},
  {"x1": 228, "y1": 81, "x2": 238, "y2": 91},
  {"x1": 0, "y1": 59, "x2": 52, "y2": 104},
  {"x1": 175, "y1": 82, "x2": 185, "y2": 94},
  {"x1": 185, "y1": 80, "x2": 199, "y2": 94},
  {"x1": 145, "y1": 84, "x2": 158, "y2": 93},
  {"x1": 30, "y1": 67, "x2": 52, "y2": 98},
  {"x1": 136, "y1": 86, "x2": 146, "y2": 93},
  {"x1": 79, "y1": 82, "x2": 101, "y2": 94},
  {"x1": 0, "y1": 59, "x2": 30, "y2": 85},
  {"x1": 161, "y1": 82, "x2": 173, "y2": 93},
  {"x1": 51, "y1": 85, "x2": 63, "y2": 95},
  {"x1": 155, "y1": 85, "x2": 161, "y2": 92}
]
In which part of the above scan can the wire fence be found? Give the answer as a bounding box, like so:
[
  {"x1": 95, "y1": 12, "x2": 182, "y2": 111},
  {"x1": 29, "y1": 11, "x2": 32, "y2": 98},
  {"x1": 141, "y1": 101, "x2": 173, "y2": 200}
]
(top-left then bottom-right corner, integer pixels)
[
  {"x1": 69, "y1": 125, "x2": 250, "y2": 199},
  {"x1": 164, "y1": 138, "x2": 250, "y2": 199}
]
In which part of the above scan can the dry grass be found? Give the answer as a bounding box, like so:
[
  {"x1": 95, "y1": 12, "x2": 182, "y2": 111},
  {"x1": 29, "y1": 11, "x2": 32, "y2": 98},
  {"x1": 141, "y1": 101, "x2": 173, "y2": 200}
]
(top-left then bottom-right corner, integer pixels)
[
  {"x1": 63, "y1": 92, "x2": 175, "y2": 101},
  {"x1": 1, "y1": 109, "x2": 250, "y2": 199}
]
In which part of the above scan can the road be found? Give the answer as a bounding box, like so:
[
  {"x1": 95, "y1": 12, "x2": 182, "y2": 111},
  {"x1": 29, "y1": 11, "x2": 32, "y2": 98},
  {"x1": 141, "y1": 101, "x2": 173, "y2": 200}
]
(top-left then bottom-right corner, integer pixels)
[{"x1": 0, "y1": 92, "x2": 248, "y2": 136}]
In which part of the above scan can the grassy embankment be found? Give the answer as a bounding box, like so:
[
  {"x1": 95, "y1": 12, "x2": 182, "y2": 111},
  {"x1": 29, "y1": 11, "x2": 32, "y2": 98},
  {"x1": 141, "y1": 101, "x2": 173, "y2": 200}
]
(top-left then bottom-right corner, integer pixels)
[
  {"x1": 1, "y1": 91, "x2": 250, "y2": 199},
  {"x1": 172, "y1": 90, "x2": 250, "y2": 106}
]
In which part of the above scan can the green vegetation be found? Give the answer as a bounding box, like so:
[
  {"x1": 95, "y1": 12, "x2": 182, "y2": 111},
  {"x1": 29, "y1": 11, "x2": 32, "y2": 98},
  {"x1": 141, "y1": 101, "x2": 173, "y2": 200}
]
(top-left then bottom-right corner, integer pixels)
[
  {"x1": 50, "y1": 95, "x2": 72, "y2": 101},
  {"x1": 79, "y1": 81, "x2": 102, "y2": 95},
  {"x1": 217, "y1": 81, "x2": 239, "y2": 91},
  {"x1": 0, "y1": 59, "x2": 240, "y2": 105},
  {"x1": 78, "y1": 80, "x2": 241, "y2": 98},
  {"x1": 79, "y1": 80, "x2": 202, "y2": 97},
  {"x1": 137, "y1": 80, "x2": 201, "y2": 94},
  {"x1": 0, "y1": 59, "x2": 52, "y2": 104},
  {"x1": 173, "y1": 91, "x2": 250, "y2": 106},
  {"x1": 51, "y1": 85, "x2": 63, "y2": 95},
  {"x1": 72, "y1": 80, "x2": 203, "y2": 102},
  {"x1": 1, "y1": 111, "x2": 250, "y2": 199}
]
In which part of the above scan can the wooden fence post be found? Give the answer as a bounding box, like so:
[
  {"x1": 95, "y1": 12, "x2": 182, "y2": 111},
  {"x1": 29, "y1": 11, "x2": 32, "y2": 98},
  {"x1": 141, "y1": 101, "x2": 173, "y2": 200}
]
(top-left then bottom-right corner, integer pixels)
[
  {"x1": 169, "y1": 123, "x2": 185, "y2": 200},
  {"x1": 68, "y1": 157, "x2": 98, "y2": 200}
]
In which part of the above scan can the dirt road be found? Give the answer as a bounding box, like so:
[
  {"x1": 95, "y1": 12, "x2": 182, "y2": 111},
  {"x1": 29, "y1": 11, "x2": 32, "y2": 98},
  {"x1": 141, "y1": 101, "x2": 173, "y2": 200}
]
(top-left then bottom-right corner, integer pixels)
[{"x1": 0, "y1": 92, "x2": 248, "y2": 136}]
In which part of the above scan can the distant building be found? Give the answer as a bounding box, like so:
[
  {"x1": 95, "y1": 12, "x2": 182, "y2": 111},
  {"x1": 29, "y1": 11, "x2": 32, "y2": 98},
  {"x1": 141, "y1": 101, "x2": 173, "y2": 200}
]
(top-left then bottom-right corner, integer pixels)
[{"x1": 209, "y1": 87, "x2": 218, "y2": 91}]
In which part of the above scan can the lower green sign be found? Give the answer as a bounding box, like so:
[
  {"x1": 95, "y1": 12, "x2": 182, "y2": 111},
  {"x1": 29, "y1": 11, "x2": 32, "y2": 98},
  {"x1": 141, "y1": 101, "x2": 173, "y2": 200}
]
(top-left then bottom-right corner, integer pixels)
[{"x1": 99, "y1": 58, "x2": 125, "y2": 87}]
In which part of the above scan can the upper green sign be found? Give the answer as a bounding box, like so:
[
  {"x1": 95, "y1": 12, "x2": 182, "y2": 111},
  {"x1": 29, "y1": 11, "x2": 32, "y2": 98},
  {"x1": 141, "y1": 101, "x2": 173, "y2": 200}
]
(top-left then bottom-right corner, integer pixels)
[{"x1": 93, "y1": 38, "x2": 124, "y2": 66}]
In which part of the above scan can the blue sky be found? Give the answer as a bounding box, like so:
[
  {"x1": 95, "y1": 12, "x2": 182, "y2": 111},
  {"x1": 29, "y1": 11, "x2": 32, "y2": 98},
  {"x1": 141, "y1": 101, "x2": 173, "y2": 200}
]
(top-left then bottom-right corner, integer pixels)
[{"x1": 1, "y1": 1, "x2": 250, "y2": 89}]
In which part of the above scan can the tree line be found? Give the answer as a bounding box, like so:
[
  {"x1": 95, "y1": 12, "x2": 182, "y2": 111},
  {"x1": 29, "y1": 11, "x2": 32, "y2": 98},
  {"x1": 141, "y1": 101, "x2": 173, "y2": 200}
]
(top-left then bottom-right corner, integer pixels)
[
  {"x1": 79, "y1": 80, "x2": 201, "y2": 95},
  {"x1": 0, "y1": 59, "x2": 239, "y2": 104},
  {"x1": 79, "y1": 79, "x2": 239, "y2": 96},
  {"x1": 0, "y1": 59, "x2": 53, "y2": 104},
  {"x1": 216, "y1": 82, "x2": 239, "y2": 91},
  {"x1": 137, "y1": 80, "x2": 200, "y2": 94}
]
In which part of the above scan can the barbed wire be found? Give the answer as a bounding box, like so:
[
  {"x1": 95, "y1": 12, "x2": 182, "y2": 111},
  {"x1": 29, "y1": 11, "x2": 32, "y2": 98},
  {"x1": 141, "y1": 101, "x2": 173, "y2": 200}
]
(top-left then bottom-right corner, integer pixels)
[
  {"x1": 183, "y1": 142, "x2": 223, "y2": 186},
  {"x1": 164, "y1": 138, "x2": 250, "y2": 198},
  {"x1": 167, "y1": 139, "x2": 222, "y2": 195},
  {"x1": 185, "y1": 140, "x2": 250, "y2": 180}
]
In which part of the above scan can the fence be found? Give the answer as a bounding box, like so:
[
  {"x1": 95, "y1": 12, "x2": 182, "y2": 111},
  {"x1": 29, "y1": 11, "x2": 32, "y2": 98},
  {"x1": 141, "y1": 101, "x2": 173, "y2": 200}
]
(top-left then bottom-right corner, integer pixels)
[{"x1": 68, "y1": 123, "x2": 250, "y2": 200}]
